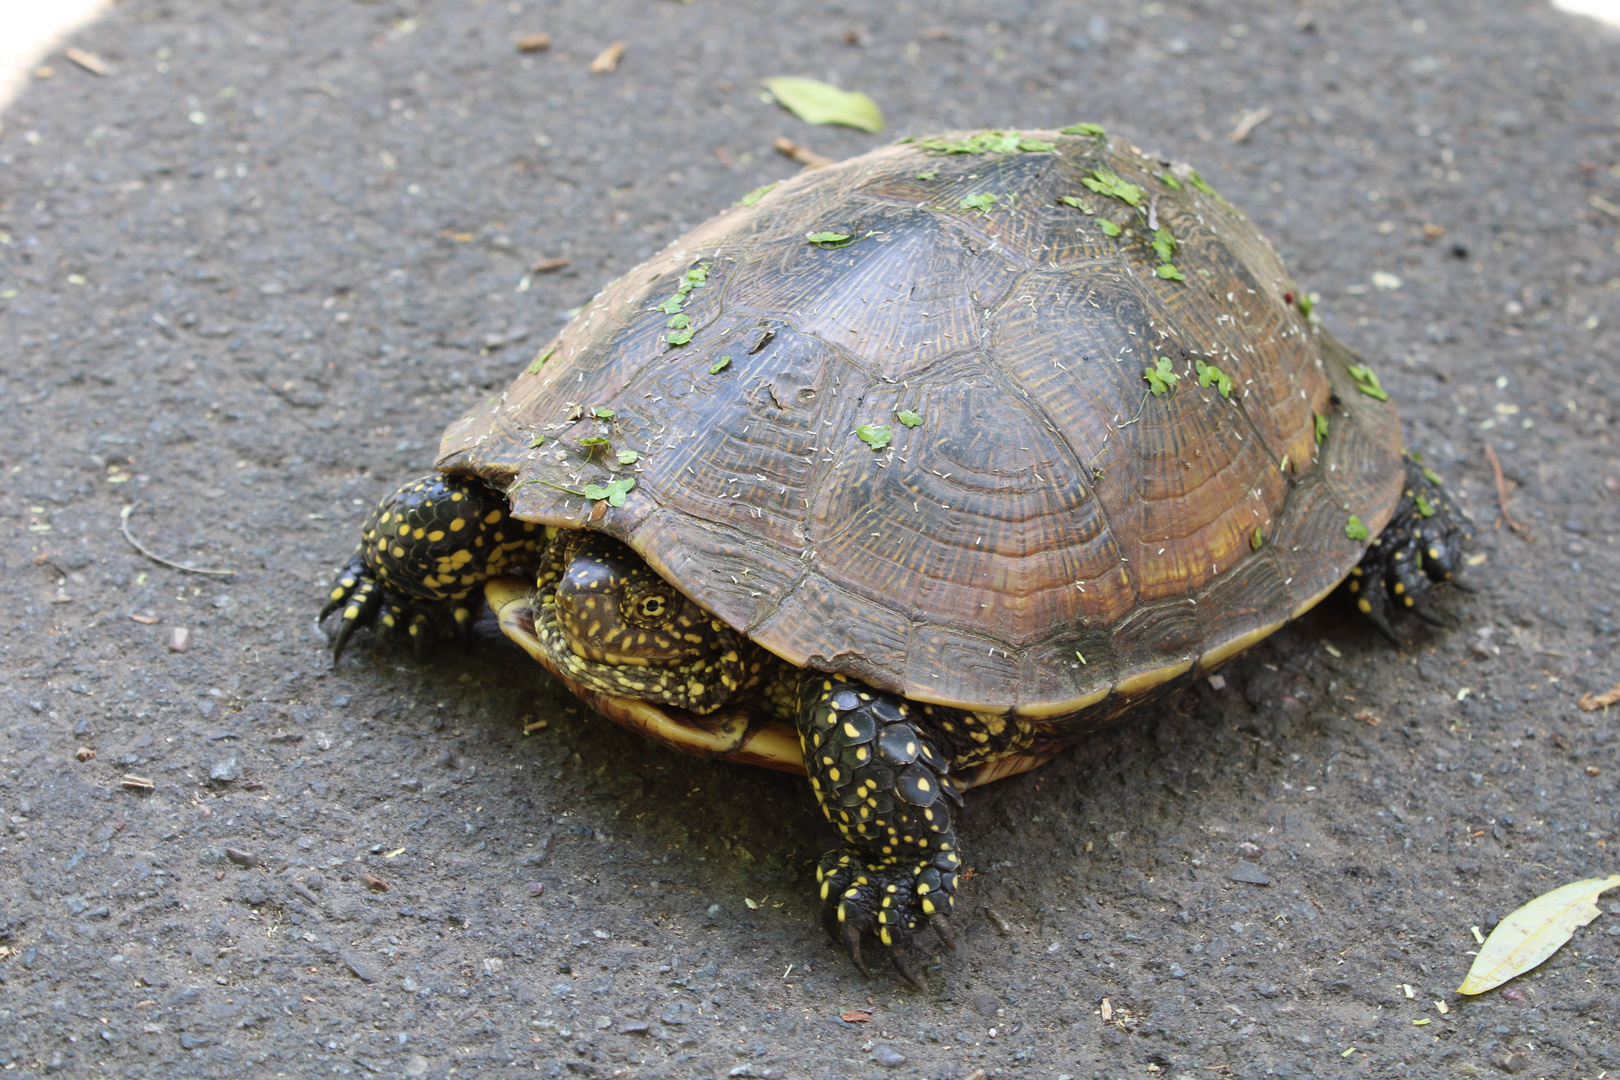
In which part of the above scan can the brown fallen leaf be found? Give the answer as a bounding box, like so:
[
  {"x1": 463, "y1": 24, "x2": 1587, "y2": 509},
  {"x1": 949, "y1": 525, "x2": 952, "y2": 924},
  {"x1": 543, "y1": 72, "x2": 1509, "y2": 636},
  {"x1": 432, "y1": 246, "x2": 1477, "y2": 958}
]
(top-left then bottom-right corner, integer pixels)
[
  {"x1": 1353, "y1": 709, "x2": 1382, "y2": 725},
  {"x1": 76, "y1": 746, "x2": 96, "y2": 762},
  {"x1": 121, "y1": 774, "x2": 154, "y2": 791},
  {"x1": 1578, "y1": 686, "x2": 1620, "y2": 711},
  {"x1": 589, "y1": 41, "x2": 625, "y2": 73},
  {"x1": 839, "y1": 1009, "x2": 872, "y2": 1023},
  {"x1": 515, "y1": 33, "x2": 551, "y2": 53},
  {"x1": 773, "y1": 136, "x2": 834, "y2": 170},
  {"x1": 528, "y1": 256, "x2": 570, "y2": 273},
  {"x1": 64, "y1": 48, "x2": 107, "y2": 75},
  {"x1": 129, "y1": 612, "x2": 160, "y2": 624},
  {"x1": 1422, "y1": 223, "x2": 1445, "y2": 238},
  {"x1": 362, "y1": 873, "x2": 390, "y2": 892}
]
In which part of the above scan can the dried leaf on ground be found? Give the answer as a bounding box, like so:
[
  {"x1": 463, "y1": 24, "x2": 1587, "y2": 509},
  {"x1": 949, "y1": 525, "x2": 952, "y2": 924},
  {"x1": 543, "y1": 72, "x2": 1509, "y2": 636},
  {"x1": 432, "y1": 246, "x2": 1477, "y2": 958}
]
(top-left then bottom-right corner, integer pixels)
[
  {"x1": 762, "y1": 77, "x2": 883, "y2": 132},
  {"x1": 840, "y1": 1009, "x2": 872, "y2": 1023},
  {"x1": 1577, "y1": 686, "x2": 1620, "y2": 711},
  {"x1": 589, "y1": 41, "x2": 625, "y2": 73},
  {"x1": 1457, "y1": 874, "x2": 1620, "y2": 994}
]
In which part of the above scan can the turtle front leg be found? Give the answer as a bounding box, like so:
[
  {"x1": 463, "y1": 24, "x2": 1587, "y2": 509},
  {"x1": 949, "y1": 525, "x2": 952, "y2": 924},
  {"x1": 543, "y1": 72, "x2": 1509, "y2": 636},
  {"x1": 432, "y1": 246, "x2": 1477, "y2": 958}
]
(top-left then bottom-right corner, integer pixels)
[
  {"x1": 319, "y1": 473, "x2": 546, "y2": 660},
  {"x1": 797, "y1": 672, "x2": 965, "y2": 982},
  {"x1": 1347, "y1": 455, "x2": 1475, "y2": 640}
]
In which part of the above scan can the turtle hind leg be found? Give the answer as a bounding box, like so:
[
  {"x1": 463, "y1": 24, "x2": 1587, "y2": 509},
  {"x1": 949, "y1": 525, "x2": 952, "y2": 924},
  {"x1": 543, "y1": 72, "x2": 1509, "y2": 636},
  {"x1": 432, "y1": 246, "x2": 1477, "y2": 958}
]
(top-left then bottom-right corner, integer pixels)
[
  {"x1": 1348, "y1": 455, "x2": 1475, "y2": 639},
  {"x1": 319, "y1": 473, "x2": 546, "y2": 661},
  {"x1": 796, "y1": 672, "x2": 965, "y2": 982}
]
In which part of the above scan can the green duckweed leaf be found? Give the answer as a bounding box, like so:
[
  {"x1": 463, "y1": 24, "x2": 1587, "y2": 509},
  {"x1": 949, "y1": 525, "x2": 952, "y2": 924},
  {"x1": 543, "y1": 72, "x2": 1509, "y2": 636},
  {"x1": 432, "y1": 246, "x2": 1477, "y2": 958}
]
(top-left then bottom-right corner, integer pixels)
[
  {"x1": 1099, "y1": 219, "x2": 1122, "y2": 238},
  {"x1": 1155, "y1": 263, "x2": 1187, "y2": 282},
  {"x1": 896, "y1": 409, "x2": 923, "y2": 428},
  {"x1": 1158, "y1": 171, "x2": 1183, "y2": 190},
  {"x1": 1345, "y1": 516, "x2": 1370, "y2": 541},
  {"x1": 1152, "y1": 226, "x2": 1176, "y2": 263},
  {"x1": 762, "y1": 77, "x2": 884, "y2": 132},
  {"x1": 805, "y1": 230, "x2": 854, "y2": 246},
  {"x1": 1251, "y1": 526, "x2": 1264, "y2": 550},
  {"x1": 1415, "y1": 492, "x2": 1436, "y2": 518},
  {"x1": 918, "y1": 130, "x2": 1055, "y2": 155},
  {"x1": 1458, "y1": 875, "x2": 1620, "y2": 995},
  {"x1": 526, "y1": 344, "x2": 557, "y2": 374},
  {"x1": 1315, "y1": 412, "x2": 1330, "y2": 444},
  {"x1": 581, "y1": 476, "x2": 637, "y2": 508},
  {"x1": 1195, "y1": 359, "x2": 1234, "y2": 398},
  {"x1": 1060, "y1": 122, "x2": 1106, "y2": 138},
  {"x1": 914, "y1": 170, "x2": 938, "y2": 180},
  {"x1": 740, "y1": 182, "x2": 779, "y2": 206},
  {"x1": 590, "y1": 406, "x2": 615, "y2": 419},
  {"x1": 616, "y1": 449, "x2": 639, "y2": 465},
  {"x1": 1187, "y1": 170, "x2": 1219, "y2": 197},
  {"x1": 683, "y1": 264, "x2": 709, "y2": 289},
  {"x1": 959, "y1": 192, "x2": 998, "y2": 212},
  {"x1": 576, "y1": 436, "x2": 611, "y2": 450},
  {"x1": 1422, "y1": 465, "x2": 1444, "y2": 487},
  {"x1": 856, "y1": 423, "x2": 893, "y2": 450},
  {"x1": 1347, "y1": 363, "x2": 1389, "y2": 401},
  {"x1": 658, "y1": 294, "x2": 686, "y2": 315},
  {"x1": 1081, "y1": 168, "x2": 1143, "y2": 207},
  {"x1": 665, "y1": 312, "x2": 690, "y2": 330},
  {"x1": 528, "y1": 435, "x2": 546, "y2": 448},
  {"x1": 1143, "y1": 356, "x2": 1180, "y2": 396},
  {"x1": 1060, "y1": 195, "x2": 1095, "y2": 212},
  {"x1": 708, "y1": 354, "x2": 732, "y2": 375},
  {"x1": 666, "y1": 328, "x2": 695, "y2": 346}
]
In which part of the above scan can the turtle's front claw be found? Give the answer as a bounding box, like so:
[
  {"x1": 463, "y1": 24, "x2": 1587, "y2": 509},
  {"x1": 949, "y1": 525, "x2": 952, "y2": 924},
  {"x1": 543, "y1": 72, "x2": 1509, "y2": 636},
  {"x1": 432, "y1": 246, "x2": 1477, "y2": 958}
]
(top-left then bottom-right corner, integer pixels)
[{"x1": 816, "y1": 848, "x2": 961, "y2": 982}]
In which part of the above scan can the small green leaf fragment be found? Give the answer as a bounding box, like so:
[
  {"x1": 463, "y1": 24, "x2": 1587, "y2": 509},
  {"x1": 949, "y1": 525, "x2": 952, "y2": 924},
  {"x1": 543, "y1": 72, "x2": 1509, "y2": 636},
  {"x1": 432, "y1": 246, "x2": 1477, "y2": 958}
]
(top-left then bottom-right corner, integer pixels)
[
  {"x1": 761, "y1": 77, "x2": 884, "y2": 132},
  {"x1": 666, "y1": 328, "x2": 695, "y2": 346},
  {"x1": 1411, "y1": 1019, "x2": 1432, "y2": 1027},
  {"x1": 1414, "y1": 492, "x2": 1436, "y2": 518},
  {"x1": 1194, "y1": 359, "x2": 1233, "y2": 398},
  {"x1": 1155, "y1": 263, "x2": 1187, "y2": 282},
  {"x1": 665, "y1": 312, "x2": 690, "y2": 330},
  {"x1": 528, "y1": 435, "x2": 546, "y2": 449},
  {"x1": 1187, "y1": 170, "x2": 1218, "y2": 197},
  {"x1": 1457, "y1": 875, "x2": 1620, "y2": 995},
  {"x1": 581, "y1": 476, "x2": 637, "y2": 508},
  {"x1": 658, "y1": 294, "x2": 686, "y2": 315},
  {"x1": 1422, "y1": 465, "x2": 1444, "y2": 487},
  {"x1": 856, "y1": 423, "x2": 893, "y2": 450},
  {"x1": 526, "y1": 344, "x2": 557, "y2": 374},
  {"x1": 1251, "y1": 526, "x2": 1264, "y2": 550},
  {"x1": 1158, "y1": 171, "x2": 1183, "y2": 190},
  {"x1": 740, "y1": 182, "x2": 779, "y2": 206},
  {"x1": 683, "y1": 264, "x2": 709, "y2": 289},
  {"x1": 708, "y1": 354, "x2": 732, "y2": 375},
  {"x1": 591, "y1": 406, "x2": 615, "y2": 419},
  {"x1": 1060, "y1": 195, "x2": 1094, "y2": 212},
  {"x1": 918, "y1": 130, "x2": 1054, "y2": 155},
  {"x1": 576, "y1": 436, "x2": 611, "y2": 450},
  {"x1": 896, "y1": 409, "x2": 923, "y2": 428},
  {"x1": 1347, "y1": 363, "x2": 1389, "y2": 401},
  {"x1": 1059, "y1": 122, "x2": 1106, "y2": 138},
  {"x1": 1151, "y1": 226, "x2": 1176, "y2": 263},
  {"x1": 1345, "y1": 516, "x2": 1370, "y2": 542},
  {"x1": 1315, "y1": 413, "x2": 1329, "y2": 444},
  {"x1": 616, "y1": 450, "x2": 639, "y2": 465},
  {"x1": 1016, "y1": 138, "x2": 1056, "y2": 152},
  {"x1": 1098, "y1": 219, "x2": 1121, "y2": 238},
  {"x1": 1296, "y1": 291, "x2": 1315, "y2": 318},
  {"x1": 914, "y1": 170, "x2": 938, "y2": 180},
  {"x1": 805, "y1": 230, "x2": 854, "y2": 246},
  {"x1": 1143, "y1": 356, "x2": 1180, "y2": 396},
  {"x1": 959, "y1": 192, "x2": 998, "y2": 212},
  {"x1": 1081, "y1": 168, "x2": 1143, "y2": 207},
  {"x1": 1279, "y1": 454, "x2": 1291, "y2": 473}
]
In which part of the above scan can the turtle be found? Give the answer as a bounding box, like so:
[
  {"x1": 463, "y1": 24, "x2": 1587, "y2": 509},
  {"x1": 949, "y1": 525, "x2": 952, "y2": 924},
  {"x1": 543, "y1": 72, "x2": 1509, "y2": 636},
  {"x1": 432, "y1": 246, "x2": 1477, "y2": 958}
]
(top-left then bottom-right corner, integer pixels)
[{"x1": 320, "y1": 127, "x2": 1472, "y2": 979}]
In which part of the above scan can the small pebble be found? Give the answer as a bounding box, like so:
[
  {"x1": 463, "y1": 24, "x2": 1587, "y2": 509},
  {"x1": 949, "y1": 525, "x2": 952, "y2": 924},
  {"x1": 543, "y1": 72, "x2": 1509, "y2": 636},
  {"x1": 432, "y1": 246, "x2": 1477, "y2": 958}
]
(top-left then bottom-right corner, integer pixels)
[
  {"x1": 168, "y1": 627, "x2": 191, "y2": 652},
  {"x1": 516, "y1": 32, "x2": 551, "y2": 52},
  {"x1": 1230, "y1": 862, "x2": 1271, "y2": 886},
  {"x1": 872, "y1": 1044, "x2": 908, "y2": 1067},
  {"x1": 528, "y1": 881, "x2": 545, "y2": 897},
  {"x1": 209, "y1": 757, "x2": 240, "y2": 783}
]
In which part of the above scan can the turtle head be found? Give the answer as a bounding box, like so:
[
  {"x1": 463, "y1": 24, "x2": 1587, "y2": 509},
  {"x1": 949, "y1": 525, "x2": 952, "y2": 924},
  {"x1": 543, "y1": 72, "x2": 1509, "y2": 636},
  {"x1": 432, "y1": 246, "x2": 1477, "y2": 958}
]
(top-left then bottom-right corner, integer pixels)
[{"x1": 533, "y1": 532, "x2": 747, "y2": 714}]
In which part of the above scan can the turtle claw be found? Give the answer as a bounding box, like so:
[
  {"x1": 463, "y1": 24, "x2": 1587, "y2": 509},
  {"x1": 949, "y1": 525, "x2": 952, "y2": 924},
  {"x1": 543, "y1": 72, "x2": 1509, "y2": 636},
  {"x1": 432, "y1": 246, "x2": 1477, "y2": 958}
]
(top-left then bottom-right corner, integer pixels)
[
  {"x1": 931, "y1": 913, "x2": 958, "y2": 952},
  {"x1": 840, "y1": 920, "x2": 870, "y2": 978},
  {"x1": 890, "y1": 948, "x2": 923, "y2": 988}
]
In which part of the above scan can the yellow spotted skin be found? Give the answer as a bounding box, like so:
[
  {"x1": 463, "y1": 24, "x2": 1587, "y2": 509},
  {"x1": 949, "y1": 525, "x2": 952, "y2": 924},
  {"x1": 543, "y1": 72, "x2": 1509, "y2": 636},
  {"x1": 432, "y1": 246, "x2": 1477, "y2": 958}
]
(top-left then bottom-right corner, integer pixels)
[
  {"x1": 529, "y1": 531, "x2": 759, "y2": 714},
  {"x1": 1349, "y1": 457, "x2": 1474, "y2": 642},
  {"x1": 320, "y1": 473, "x2": 546, "y2": 658},
  {"x1": 799, "y1": 673, "x2": 967, "y2": 976}
]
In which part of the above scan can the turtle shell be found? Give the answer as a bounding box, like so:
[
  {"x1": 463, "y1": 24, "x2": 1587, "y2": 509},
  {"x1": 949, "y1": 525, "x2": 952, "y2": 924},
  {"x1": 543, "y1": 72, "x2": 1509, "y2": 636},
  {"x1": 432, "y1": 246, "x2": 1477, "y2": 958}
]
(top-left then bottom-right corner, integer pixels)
[{"x1": 439, "y1": 129, "x2": 1403, "y2": 717}]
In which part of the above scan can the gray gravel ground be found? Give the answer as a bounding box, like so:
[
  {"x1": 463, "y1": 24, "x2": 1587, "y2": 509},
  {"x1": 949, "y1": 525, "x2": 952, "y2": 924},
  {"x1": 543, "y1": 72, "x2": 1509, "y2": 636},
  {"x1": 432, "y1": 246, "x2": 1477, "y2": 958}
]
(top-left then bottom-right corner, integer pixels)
[{"x1": 2, "y1": 1, "x2": 1620, "y2": 1078}]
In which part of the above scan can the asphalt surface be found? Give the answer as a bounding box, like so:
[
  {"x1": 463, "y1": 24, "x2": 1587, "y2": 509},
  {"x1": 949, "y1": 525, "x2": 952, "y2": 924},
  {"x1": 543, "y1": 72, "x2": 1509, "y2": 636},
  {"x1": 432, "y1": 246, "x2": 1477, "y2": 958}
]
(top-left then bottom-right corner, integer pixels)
[{"x1": 2, "y1": 2, "x2": 1619, "y2": 1078}]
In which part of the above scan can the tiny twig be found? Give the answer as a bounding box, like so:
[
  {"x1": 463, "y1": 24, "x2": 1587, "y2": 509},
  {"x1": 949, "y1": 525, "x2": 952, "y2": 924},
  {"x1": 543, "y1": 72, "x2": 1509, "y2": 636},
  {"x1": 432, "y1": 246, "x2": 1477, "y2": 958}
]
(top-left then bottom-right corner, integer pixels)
[
  {"x1": 1483, "y1": 444, "x2": 1529, "y2": 538},
  {"x1": 120, "y1": 504, "x2": 237, "y2": 576}
]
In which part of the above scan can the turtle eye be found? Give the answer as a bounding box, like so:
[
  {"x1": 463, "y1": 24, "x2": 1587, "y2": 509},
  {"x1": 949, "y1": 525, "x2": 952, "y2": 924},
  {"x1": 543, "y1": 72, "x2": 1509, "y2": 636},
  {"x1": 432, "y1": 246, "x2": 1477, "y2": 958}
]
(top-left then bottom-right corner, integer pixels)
[
  {"x1": 639, "y1": 595, "x2": 667, "y2": 619},
  {"x1": 623, "y1": 583, "x2": 679, "y2": 627}
]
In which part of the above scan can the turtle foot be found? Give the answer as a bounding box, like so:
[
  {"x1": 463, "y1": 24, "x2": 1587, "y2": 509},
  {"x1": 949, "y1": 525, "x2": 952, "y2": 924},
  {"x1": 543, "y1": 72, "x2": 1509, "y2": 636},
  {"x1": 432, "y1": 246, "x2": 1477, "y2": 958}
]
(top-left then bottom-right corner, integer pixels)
[
  {"x1": 1346, "y1": 455, "x2": 1474, "y2": 639},
  {"x1": 318, "y1": 473, "x2": 545, "y2": 662},
  {"x1": 816, "y1": 848, "x2": 960, "y2": 983}
]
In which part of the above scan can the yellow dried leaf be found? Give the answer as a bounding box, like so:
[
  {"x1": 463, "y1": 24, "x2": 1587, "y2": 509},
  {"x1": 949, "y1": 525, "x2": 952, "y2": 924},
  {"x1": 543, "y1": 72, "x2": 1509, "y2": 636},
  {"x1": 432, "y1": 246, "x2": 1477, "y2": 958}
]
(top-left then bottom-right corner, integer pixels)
[
  {"x1": 1456, "y1": 874, "x2": 1619, "y2": 994},
  {"x1": 762, "y1": 77, "x2": 883, "y2": 132}
]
